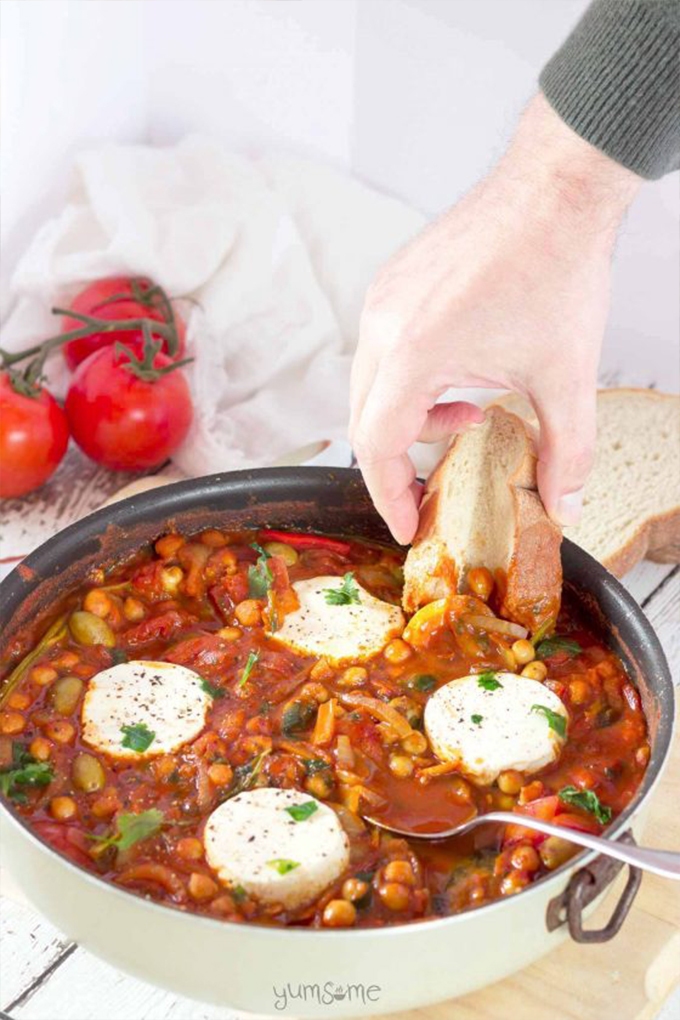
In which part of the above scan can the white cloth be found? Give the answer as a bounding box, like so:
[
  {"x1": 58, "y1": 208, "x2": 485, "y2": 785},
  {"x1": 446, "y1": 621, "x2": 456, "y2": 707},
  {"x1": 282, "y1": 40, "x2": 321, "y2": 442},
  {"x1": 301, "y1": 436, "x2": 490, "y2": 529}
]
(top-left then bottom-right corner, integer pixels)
[{"x1": 1, "y1": 137, "x2": 426, "y2": 475}]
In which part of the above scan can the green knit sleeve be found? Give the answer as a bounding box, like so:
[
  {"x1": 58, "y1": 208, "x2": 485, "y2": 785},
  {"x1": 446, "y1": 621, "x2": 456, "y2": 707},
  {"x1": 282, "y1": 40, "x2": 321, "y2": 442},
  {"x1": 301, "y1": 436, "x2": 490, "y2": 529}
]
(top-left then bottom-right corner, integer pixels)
[{"x1": 539, "y1": 0, "x2": 680, "y2": 179}]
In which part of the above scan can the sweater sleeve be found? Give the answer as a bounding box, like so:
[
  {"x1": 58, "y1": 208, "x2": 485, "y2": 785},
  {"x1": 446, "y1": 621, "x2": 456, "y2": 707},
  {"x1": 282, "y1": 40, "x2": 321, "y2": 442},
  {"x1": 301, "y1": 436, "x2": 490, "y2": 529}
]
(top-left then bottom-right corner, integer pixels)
[{"x1": 539, "y1": 0, "x2": 680, "y2": 179}]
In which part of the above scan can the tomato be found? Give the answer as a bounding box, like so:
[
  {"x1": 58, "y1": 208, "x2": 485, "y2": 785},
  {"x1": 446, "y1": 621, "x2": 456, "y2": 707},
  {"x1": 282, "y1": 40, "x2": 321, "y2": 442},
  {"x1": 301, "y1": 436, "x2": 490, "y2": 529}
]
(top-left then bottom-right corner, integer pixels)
[
  {"x1": 64, "y1": 345, "x2": 193, "y2": 471},
  {"x1": 62, "y1": 277, "x2": 186, "y2": 370},
  {"x1": 0, "y1": 373, "x2": 69, "y2": 498}
]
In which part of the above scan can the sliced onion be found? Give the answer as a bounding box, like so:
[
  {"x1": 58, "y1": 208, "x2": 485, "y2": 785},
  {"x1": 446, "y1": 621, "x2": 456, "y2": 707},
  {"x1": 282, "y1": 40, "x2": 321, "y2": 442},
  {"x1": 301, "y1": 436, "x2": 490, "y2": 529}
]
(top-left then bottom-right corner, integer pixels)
[
  {"x1": 335, "y1": 734, "x2": 355, "y2": 769},
  {"x1": 461, "y1": 614, "x2": 528, "y2": 640},
  {"x1": 338, "y1": 693, "x2": 412, "y2": 738}
]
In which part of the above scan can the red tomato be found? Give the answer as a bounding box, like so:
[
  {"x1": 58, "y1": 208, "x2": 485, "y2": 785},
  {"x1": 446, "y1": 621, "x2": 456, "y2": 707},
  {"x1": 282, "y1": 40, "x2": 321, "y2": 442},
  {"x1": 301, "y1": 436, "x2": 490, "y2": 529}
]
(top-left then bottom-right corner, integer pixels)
[
  {"x1": 62, "y1": 277, "x2": 186, "y2": 370},
  {"x1": 64, "y1": 345, "x2": 193, "y2": 471},
  {"x1": 0, "y1": 372, "x2": 69, "y2": 498}
]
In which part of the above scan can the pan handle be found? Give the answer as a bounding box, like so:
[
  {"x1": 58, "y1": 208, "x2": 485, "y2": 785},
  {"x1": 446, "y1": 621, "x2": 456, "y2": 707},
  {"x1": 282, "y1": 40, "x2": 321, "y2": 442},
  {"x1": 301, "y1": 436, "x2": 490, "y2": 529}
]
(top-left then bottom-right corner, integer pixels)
[{"x1": 546, "y1": 830, "x2": 642, "y2": 943}]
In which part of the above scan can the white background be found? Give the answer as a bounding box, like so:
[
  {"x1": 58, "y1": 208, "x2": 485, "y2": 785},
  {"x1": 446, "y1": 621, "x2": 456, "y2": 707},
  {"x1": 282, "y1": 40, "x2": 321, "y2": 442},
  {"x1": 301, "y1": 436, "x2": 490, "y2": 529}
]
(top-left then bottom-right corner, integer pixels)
[{"x1": 1, "y1": 0, "x2": 678, "y2": 387}]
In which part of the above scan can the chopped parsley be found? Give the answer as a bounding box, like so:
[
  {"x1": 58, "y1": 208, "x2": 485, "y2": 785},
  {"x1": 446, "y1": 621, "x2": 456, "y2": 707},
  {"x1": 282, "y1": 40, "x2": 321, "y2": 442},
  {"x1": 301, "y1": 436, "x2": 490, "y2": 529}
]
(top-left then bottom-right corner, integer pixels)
[
  {"x1": 559, "y1": 785, "x2": 612, "y2": 824},
  {"x1": 231, "y1": 884, "x2": 247, "y2": 902},
  {"x1": 248, "y1": 544, "x2": 273, "y2": 598},
  {"x1": 267, "y1": 858, "x2": 300, "y2": 875},
  {"x1": 227, "y1": 748, "x2": 270, "y2": 799},
  {"x1": 109, "y1": 647, "x2": 129, "y2": 665},
  {"x1": 477, "y1": 671, "x2": 502, "y2": 691},
  {"x1": 200, "y1": 677, "x2": 225, "y2": 700},
  {"x1": 323, "y1": 572, "x2": 361, "y2": 606},
  {"x1": 535, "y1": 637, "x2": 582, "y2": 660},
  {"x1": 281, "y1": 701, "x2": 316, "y2": 734},
  {"x1": 285, "y1": 800, "x2": 319, "y2": 822},
  {"x1": 238, "y1": 650, "x2": 260, "y2": 689},
  {"x1": 304, "y1": 757, "x2": 331, "y2": 775},
  {"x1": 408, "y1": 674, "x2": 437, "y2": 693},
  {"x1": 531, "y1": 704, "x2": 567, "y2": 737},
  {"x1": 120, "y1": 722, "x2": 156, "y2": 752},
  {"x1": 471, "y1": 714, "x2": 483, "y2": 725},
  {"x1": 91, "y1": 809, "x2": 164, "y2": 852},
  {"x1": 0, "y1": 744, "x2": 53, "y2": 803}
]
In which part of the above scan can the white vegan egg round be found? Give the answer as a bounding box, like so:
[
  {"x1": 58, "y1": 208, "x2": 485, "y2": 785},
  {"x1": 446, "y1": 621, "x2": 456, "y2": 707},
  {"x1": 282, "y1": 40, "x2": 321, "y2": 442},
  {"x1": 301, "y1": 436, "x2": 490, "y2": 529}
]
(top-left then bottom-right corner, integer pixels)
[
  {"x1": 424, "y1": 672, "x2": 568, "y2": 785},
  {"x1": 203, "y1": 788, "x2": 350, "y2": 911},
  {"x1": 268, "y1": 575, "x2": 404, "y2": 664},
  {"x1": 81, "y1": 660, "x2": 211, "y2": 759}
]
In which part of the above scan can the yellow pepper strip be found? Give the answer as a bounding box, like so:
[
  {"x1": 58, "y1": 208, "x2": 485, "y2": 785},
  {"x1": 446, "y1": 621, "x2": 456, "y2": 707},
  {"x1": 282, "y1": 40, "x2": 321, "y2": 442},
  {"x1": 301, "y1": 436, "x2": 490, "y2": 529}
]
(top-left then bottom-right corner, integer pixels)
[{"x1": 402, "y1": 598, "x2": 449, "y2": 648}]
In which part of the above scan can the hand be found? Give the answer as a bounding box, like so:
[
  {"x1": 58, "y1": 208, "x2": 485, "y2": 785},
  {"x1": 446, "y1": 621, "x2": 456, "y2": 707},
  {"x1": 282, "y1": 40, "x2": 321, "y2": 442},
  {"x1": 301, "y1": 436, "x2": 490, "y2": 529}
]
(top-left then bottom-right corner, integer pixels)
[{"x1": 349, "y1": 94, "x2": 642, "y2": 545}]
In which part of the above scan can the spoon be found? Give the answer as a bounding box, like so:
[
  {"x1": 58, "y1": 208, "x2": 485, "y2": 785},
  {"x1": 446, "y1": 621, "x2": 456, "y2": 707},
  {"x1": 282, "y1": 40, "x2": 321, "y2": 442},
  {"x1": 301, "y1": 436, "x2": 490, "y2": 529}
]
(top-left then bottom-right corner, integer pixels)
[{"x1": 362, "y1": 811, "x2": 680, "y2": 880}]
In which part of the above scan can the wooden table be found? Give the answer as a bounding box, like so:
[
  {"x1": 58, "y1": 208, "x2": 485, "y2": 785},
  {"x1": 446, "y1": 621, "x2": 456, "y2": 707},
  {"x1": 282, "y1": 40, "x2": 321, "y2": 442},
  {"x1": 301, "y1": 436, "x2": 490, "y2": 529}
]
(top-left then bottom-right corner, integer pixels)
[{"x1": 1, "y1": 447, "x2": 678, "y2": 1020}]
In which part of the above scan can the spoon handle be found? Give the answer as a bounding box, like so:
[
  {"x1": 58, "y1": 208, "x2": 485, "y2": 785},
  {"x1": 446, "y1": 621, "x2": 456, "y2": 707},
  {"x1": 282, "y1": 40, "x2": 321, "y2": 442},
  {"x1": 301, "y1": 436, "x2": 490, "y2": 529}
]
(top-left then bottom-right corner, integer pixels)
[{"x1": 483, "y1": 812, "x2": 680, "y2": 880}]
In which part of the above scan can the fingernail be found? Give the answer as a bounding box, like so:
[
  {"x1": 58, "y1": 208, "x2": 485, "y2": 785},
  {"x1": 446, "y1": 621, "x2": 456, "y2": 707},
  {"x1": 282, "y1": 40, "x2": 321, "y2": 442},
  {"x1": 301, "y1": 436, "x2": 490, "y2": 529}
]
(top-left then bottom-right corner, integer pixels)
[{"x1": 555, "y1": 488, "x2": 584, "y2": 527}]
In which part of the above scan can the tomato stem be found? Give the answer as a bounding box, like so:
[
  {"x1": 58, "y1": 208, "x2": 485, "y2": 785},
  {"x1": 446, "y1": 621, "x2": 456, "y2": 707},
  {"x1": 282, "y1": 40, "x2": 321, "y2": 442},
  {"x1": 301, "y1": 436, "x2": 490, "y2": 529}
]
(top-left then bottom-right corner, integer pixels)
[{"x1": 115, "y1": 322, "x2": 193, "y2": 382}]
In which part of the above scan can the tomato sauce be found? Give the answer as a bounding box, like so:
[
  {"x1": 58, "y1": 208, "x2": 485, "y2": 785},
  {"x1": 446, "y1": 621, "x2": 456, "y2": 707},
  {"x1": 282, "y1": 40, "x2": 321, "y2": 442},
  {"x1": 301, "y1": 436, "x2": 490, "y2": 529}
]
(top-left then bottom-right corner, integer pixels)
[{"x1": 0, "y1": 529, "x2": 649, "y2": 928}]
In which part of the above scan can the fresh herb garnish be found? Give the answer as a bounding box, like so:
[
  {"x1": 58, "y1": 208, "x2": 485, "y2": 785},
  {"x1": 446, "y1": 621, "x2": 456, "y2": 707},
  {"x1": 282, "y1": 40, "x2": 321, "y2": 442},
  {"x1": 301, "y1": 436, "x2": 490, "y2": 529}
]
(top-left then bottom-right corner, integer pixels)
[
  {"x1": 200, "y1": 677, "x2": 225, "y2": 700},
  {"x1": 0, "y1": 744, "x2": 54, "y2": 802},
  {"x1": 109, "y1": 647, "x2": 128, "y2": 665},
  {"x1": 281, "y1": 701, "x2": 316, "y2": 734},
  {"x1": 91, "y1": 808, "x2": 164, "y2": 852},
  {"x1": 227, "y1": 749, "x2": 270, "y2": 799},
  {"x1": 559, "y1": 785, "x2": 612, "y2": 824},
  {"x1": 323, "y1": 572, "x2": 361, "y2": 606},
  {"x1": 238, "y1": 650, "x2": 260, "y2": 689},
  {"x1": 231, "y1": 884, "x2": 247, "y2": 902},
  {"x1": 531, "y1": 704, "x2": 567, "y2": 737},
  {"x1": 248, "y1": 544, "x2": 273, "y2": 598},
  {"x1": 477, "y1": 671, "x2": 502, "y2": 691},
  {"x1": 120, "y1": 722, "x2": 156, "y2": 752},
  {"x1": 408, "y1": 674, "x2": 437, "y2": 693},
  {"x1": 304, "y1": 757, "x2": 331, "y2": 775},
  {"x1": 285, "y1": 800, "x2": 319, "y2": 822},
  {"x1": 471, "y1": 714, "x2": 483, "y2": 725},
  {"x1": 535, "y1": 637, "x2": 582, "y2": 660},
  {"x1": 267, "y1": 858, "x2": 300, "y2": 875}
]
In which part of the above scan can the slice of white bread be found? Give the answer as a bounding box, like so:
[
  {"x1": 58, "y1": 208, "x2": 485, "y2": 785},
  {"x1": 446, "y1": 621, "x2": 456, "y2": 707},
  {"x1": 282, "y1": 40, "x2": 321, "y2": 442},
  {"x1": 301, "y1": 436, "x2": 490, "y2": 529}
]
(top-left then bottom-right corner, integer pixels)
[
  {"x1": 402, "y1": 406, "x2": 562, "y2": 635},
  {"x1": 490, "y1": 388, "x2": 680, "y2": 577}
]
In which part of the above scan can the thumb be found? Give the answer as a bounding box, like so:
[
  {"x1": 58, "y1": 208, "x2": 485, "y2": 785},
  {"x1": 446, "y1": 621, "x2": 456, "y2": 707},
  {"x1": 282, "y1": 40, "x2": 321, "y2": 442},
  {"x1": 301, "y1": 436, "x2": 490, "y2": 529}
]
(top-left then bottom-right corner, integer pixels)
[{"x1": 532, "y1": 384, "x2": 597, "y2": 527}]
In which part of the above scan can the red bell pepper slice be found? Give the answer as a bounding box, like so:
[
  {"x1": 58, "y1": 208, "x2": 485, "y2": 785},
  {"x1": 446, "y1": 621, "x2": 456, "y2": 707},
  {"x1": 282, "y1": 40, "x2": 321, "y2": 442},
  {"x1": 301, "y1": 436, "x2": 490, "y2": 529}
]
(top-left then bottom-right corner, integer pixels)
[{"x1": 257, "y1": 530, "x2": 351, "y2": 556}]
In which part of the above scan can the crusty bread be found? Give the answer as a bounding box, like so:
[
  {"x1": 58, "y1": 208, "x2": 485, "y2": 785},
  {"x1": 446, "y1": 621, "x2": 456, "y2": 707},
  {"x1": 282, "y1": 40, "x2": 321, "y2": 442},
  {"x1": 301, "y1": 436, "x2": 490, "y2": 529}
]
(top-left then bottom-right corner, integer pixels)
[
  {"x1": 402, "y1": 406, "x2": 562, "y2": 635},
  {"x1": 490, "y1": 388, "x2": 680, "y2": 577}
]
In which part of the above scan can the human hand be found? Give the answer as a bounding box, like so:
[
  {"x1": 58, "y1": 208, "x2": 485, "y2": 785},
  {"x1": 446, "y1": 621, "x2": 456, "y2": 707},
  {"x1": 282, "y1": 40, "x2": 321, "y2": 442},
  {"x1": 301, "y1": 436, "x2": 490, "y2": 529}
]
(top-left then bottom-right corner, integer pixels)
[{"x1": 349, "y1": 94, "x2": 642, "y2": 545}]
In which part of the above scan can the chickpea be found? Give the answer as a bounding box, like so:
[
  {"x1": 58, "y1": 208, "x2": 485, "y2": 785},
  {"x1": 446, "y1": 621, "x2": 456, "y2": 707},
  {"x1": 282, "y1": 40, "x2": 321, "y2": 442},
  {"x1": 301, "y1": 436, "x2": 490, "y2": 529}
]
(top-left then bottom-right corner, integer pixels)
[
  {"x1": 635, "y1": 744, "x2": 651, "y2": 768},
  {"x1": 467, "y1": 567, "x2": 494, "y2": 601},
  {"x1": 338, "y1": 666, "x2": 368, "y2": 689},
  {"x1": 92, "y1": 787, "x2": 120, "y2": 818},
  {"x1": 310, "y1": 658, "x2": 334, "y2": 681},
  {"x1": 496, "y1": 794, "x2": 516, "y2": 811},
  {"x1": 72, "y1": 753, "x2": 106, "y2": 792},
  {"x1": 123, "y1": 597, "x2": 146, "y2": 622},
  {"x1": 160, "y1": 566, "x2": 184, "y2": 594},
  {"x1": 378, "y1": 882, "x2": 411, "y2": 911},
  {"x1": 383, "y1": 860, "x2": 415, "y2": 886},
  {"x1": 306, "y1": 773, "x2": 333, "y2": 799},
  {"x1": 299, "y1": 682, "x2": 330, "y2": 703},
  {"x1": 50, "y1": 796, "x2": 78, "y2": 821},
  {"x1": 153, "y1": 754, "x2": 179, "y2": 781},
  {"x1": 30, "y1": 665, "x2": 58, "y2": 687},
  {"x1": 568, "y1": 678, "x2": 591, "y2": 705},
  {"x1": 45, "y1": 720, "x2": 75, "y2": 744},
  {"x1": 511, "y1": 639, "x2": 535, "y2": 666},
  {"x1": 52, "y1": 651, "x2": 80, "y2": 670},
  {"x1": 448, "y1": 776, "x2": 473, "y2": 804},
  {"x1": 155, "y1": 533, "x2": 185, "y2": 558},
  {"x1": 519, "y1": 780, "x2": 544, "y2": 805},
  {"x1": 7, "y1": 692, "x2": 30, "y2": 710},
  {"x1": 262, "y1": 541, "x2": 298, "y2": 565},
  {"x1": 500, "y1": 871, "x2": 528, "y2": 896},
  {"x1": 176, "y1": 837, "x2": 204, "y2": 861},
  {"x1": 402, "y1": 731, "x2": 428, "y2": 756},
  {"x1": 521, "y1": 661, "x2": 548, "y2": 682},
  {"x1": 234, "y1": 600, "x2": 262, "y2": 627},
  {"x1": 218, "y1": 626, "x2": 241, "y2": 642},
  {"x1": 389, "y1": 754, "x2": 414, "y2": 778},
  {"x1": 83, "y1": 589, "x2": 113, "y2": 619},
  {"x1": 0, "y1": 712, "x2": 25, "y2": 735},
  {"x1": 510, "y1": 844, "x2": 541, "y2": 873},
  {"x1": 69, "y1": 611, "x2": 115, "y2": 648},
  {"x1": 322, "y1": 899, "x2": 357, "y2": 927},
  {"x1": 383, "y1": 639, "x2": 412, "y2": 664},
  {"x1": 29, "y1": 737, "x2": 52, "y2": 761},
  {"x1": 199, "y1": 529, "x2": 227, "y2": 548},
  {"x1": 188, "y1": 873, "x2": 219, "y2": 900},
  {"x1": 540, "y1": 835, "x2": 576, "y2": 871},
  {"x1": 498, "y1": 769, "x2": 523, "y2": 795},
  {"x1": 342, "y1": 878, "x2": 370, "y2": 903},
  {"x1": 207, "y1": 762, "x2": 234, "y2": 787},
  {"x1": 50, "y1": 676, "x2": 84, "y2": 716}
]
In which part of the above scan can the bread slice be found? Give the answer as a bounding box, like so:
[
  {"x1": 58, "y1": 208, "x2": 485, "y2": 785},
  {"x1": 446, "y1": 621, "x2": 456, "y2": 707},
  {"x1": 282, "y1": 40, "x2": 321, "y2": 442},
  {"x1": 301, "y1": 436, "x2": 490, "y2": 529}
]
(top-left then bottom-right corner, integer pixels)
[
  {"x1": 402, "y1": 406, "x2": 562, "y2": 635},
  {"x1": 490, "y1": 389, "x2": 680, "y2": 576}
]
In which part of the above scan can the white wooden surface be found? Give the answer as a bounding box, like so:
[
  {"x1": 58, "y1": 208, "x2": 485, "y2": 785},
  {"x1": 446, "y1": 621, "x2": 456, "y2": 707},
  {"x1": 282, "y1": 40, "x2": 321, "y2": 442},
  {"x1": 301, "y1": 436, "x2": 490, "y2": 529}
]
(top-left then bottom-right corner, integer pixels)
[{"x1": 0, "y1": 443, "x2": 679, "y2": 1020}]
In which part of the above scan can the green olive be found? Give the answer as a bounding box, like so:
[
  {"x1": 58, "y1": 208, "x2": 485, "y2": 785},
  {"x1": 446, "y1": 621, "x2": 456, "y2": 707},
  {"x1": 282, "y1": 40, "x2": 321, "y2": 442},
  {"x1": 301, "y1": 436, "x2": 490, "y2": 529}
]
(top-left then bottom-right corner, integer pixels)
[
  {"x1": 49, "y1": 675, "x2": 84, "y2": 716},
  {"x1": 262, "y1": 541, "x2": 298, "y2": 566},
  {"x1": 72, "y1": 752, "x2": 106, "y2": 792},
  {"x1": 69, "y1": 610, "x2": 115, "y2": 647}
]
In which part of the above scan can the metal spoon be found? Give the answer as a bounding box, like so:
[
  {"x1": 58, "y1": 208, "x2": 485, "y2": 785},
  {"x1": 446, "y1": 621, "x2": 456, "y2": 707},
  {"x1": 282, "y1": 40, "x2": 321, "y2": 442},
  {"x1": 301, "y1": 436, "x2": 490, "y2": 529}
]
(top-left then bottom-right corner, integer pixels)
[{"x1": 362, "y1": 812, "x2": 680, "y2": 880}]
